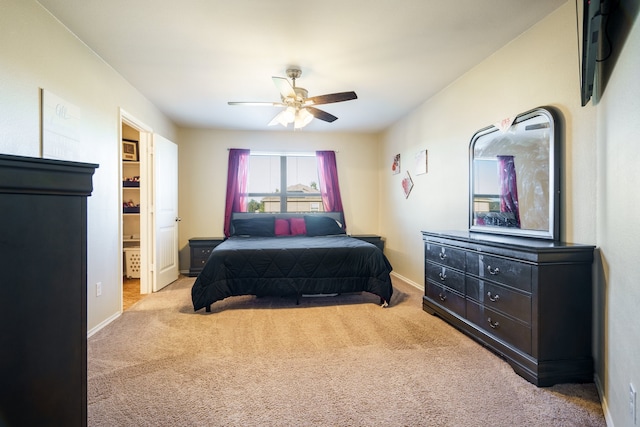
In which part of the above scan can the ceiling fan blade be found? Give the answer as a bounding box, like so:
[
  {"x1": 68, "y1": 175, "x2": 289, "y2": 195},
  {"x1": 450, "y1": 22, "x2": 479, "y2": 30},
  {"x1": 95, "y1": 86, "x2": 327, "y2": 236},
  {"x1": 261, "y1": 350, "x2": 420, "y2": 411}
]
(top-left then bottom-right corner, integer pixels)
[
  {"x1": 228, "y1": 101, "x2": 284, "y2": 107},
  {"x1": 305, "y1": 91, "x2": 357, "y2": 106},
  {"x1": 305, "y1": 107, "x2": 338, "y2": 123},
  {"x1": 272, "y1": 77, "x2": 296, "y2": 98}
]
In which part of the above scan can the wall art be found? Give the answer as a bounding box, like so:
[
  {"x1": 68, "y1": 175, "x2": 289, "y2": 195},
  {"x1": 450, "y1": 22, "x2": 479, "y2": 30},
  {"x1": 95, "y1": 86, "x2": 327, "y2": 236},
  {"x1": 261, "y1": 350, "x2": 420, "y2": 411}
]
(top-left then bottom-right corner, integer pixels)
[
  {"x1": 402, "y1": 171, "x2": 414, "y2": 198},
  {"x1": 415, "y1": 149, "x2": 428, "y2": 175},
  {"x1": 41, "y1": 89, "x2": 81, "y2": 161},
  {"x1": 391, "y1": 153, "x2": 400, "y2": 174},
  {"x1": 122, "y1": 139, "x2": 138, "y2": 161}
]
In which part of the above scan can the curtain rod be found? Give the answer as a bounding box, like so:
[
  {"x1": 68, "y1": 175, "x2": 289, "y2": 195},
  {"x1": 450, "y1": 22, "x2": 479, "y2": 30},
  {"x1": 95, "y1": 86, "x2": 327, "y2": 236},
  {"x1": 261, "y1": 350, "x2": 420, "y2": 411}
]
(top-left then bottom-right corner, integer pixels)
[{"x1": 226, "y1": 149, "x2": 338, "y2": 156}]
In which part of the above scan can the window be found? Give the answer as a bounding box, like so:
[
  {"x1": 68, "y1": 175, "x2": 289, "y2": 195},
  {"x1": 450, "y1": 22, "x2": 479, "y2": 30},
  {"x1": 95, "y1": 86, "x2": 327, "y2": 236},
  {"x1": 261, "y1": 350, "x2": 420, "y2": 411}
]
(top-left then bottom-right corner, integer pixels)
[
  {"x1": 246, "y1": 153, "x2": 322, "y2": 213},
  {"x1": 223, "y1": 149, "x2": 344, "y2": 237}
]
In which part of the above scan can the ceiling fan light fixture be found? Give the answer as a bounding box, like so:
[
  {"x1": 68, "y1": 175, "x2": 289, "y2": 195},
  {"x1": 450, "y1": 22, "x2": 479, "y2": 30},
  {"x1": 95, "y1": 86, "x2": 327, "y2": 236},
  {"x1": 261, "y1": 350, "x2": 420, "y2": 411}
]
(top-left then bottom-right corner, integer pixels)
[
  {"x1": 294, "y1": 108, "x2": 314, "y2": 129},
  {"x1": 283, "y1": 106, "x2": 296, "y2": 123},
  {"x1": 269, "y1": 106, "x2": 298, "y2": 127}
]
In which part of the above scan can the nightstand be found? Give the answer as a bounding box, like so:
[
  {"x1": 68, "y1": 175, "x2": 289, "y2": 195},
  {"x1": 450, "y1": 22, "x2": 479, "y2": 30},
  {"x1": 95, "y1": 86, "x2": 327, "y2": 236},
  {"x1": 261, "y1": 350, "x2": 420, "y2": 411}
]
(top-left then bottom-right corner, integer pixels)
[
  {"x1": 189, "y1": 237, "x2": 225, "y2": 277},
  {"x1": 351, "y1": 234, "x2": 384, "y2": 252}
]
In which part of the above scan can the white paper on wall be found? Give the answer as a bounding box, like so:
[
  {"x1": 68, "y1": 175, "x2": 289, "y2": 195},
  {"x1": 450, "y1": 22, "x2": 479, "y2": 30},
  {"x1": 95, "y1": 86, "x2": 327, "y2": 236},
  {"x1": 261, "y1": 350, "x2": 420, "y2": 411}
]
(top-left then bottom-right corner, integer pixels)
[{"x1": 41, "y1": 89, "x2": 81, "y2": 160}]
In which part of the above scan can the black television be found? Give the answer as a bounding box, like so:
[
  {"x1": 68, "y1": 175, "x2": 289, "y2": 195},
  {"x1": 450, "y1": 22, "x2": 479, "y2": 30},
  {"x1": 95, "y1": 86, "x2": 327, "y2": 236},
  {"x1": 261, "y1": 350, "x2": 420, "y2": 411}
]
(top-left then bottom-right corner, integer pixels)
[{"x1": 581, "y1": 0, "x2": 605, "y2": 106}]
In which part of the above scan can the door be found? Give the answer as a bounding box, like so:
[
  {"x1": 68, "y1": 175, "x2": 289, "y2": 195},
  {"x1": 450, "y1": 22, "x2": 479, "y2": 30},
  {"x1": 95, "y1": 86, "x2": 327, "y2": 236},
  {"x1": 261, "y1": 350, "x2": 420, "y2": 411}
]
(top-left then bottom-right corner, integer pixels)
[{"x1": 152, "y1": 134, "x2": 179, "y2": 291}]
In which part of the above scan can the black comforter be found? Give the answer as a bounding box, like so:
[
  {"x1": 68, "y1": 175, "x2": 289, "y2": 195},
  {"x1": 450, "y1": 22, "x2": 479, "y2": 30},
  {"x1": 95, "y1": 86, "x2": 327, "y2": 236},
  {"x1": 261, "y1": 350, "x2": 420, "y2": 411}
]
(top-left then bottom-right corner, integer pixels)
[{"x1": 191, "y1": 235, "x2": 393, "y2": 312}]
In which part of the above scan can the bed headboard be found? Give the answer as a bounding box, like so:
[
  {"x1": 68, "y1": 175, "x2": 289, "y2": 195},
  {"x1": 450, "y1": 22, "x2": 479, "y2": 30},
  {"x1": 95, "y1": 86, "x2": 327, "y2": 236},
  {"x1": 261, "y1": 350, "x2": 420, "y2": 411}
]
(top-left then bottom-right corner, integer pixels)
[{"x1": 229, "y1": 212, "x2": 345, "y2": 237}]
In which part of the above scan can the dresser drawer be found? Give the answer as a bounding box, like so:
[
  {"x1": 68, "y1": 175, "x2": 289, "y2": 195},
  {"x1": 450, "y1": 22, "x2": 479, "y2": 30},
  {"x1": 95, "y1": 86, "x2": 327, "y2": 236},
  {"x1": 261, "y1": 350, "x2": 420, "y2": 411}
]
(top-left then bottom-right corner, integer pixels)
[
  {"x1": 192, "y1": 247, "x2": 213, "y2": 265},
  {"x1": 425, "y1": 242, "x2": 466, "y2": 271},
  {"x1": 426, "y1": 262, "x2": 465, "y2": 294},
  {"x1": 466, "y1": 278, "x2": 531, "y2": 324},
  {"x1": 467, "y1": 300, "x2": 532, "y2": 354},
  {"x1": 466, "y1": 252, "x2": 532, "y2": 292},
  {"x1": 425, "y1": 281, "x2": 465, "y2": 318}
]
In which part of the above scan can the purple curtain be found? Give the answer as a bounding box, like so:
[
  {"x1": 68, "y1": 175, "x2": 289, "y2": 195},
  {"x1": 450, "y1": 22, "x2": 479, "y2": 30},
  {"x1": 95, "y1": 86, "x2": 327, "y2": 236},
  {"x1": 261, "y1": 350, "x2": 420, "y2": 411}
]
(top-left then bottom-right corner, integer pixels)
[
  {"x1": 316, "y1": 150, "x2": 346, "y2": 230},
  {"x1": 223, "y1": 149, "x2": 250, "y2": 237},
  {"x1": 497, "y1": 155, "x2": 521, "y2": 228}
]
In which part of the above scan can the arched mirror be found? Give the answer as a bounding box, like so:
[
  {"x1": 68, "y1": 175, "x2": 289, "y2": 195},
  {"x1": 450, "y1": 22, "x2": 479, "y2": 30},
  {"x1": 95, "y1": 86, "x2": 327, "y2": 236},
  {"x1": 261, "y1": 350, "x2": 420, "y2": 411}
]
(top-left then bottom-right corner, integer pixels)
[{"x1": 469, "y1": 107, "x2": 560, "y2": 240}]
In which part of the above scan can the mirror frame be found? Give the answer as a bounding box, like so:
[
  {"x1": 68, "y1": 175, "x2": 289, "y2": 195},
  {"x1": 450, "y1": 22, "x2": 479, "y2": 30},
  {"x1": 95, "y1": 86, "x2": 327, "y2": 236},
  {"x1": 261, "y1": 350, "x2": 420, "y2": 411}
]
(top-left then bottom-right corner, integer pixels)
[{"x1": 469, "y1": 106, "x2": 560, "y2": 240}]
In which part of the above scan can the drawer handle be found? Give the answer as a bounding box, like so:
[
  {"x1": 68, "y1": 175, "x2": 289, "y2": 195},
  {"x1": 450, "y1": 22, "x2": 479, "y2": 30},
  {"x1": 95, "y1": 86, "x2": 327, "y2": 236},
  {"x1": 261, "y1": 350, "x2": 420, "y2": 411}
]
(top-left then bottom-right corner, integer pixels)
[
  {"x1": 487, "y1": 317, "x2": 500, "y2": 329},
  {"x1": 487, "y1": 292, "x2": 500, "y2": 302},
  {"x1": 439, "y1": 252, "x2": 447, "y2": 260},
  {"x1": 487, "y1": 265, "x2": 500, "y2": 275},
  {"x1": 438, "y1": 293, "x2": 447, "y2": 302},
  {"x1": 438, "y1": 272, "x2": 447, "y2": 281}
]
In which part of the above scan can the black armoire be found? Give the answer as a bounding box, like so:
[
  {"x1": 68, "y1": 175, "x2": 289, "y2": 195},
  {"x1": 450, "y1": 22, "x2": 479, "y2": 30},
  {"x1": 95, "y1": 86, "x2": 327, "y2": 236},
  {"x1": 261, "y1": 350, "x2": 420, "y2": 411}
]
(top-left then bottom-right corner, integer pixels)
[{"x1": 0, "y1": 154, "x2": 97, "y2": 426}]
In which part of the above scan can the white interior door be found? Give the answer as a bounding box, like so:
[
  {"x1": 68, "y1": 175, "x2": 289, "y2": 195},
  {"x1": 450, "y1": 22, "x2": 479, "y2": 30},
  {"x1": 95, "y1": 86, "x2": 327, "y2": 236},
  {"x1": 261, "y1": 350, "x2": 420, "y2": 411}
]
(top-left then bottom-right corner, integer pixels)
[{"x1": 152, "y1": 134, "x2": 179, "y2": 291}]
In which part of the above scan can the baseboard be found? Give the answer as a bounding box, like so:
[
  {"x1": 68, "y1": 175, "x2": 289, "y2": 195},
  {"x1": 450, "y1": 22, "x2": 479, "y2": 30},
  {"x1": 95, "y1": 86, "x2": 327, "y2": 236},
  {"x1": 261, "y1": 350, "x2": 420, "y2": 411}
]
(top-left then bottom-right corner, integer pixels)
[
  {"x1": 390, "y1": 271, "x2": 423, "y2": 292},
  {"x1": 87, "y1": 311, "x2": 121, "y2": 338},
  {"x1": 594, "y1": 373, "x2": 613, "y2": 426}
]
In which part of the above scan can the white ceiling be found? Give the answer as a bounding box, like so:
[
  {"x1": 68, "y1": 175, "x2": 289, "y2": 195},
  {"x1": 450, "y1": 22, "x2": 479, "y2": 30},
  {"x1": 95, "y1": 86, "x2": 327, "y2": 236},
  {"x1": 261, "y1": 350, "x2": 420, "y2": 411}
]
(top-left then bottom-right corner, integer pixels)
[{"x1": 37, "y1": 0, "x2": 566, "y2": 133}]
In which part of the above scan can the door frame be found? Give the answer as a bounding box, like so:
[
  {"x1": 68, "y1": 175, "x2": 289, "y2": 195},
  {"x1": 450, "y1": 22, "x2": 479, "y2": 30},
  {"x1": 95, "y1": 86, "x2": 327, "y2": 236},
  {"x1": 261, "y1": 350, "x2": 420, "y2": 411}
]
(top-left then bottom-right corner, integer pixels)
[{"x1": 120, "y1": 109, "x2": 153, "y2": 296}]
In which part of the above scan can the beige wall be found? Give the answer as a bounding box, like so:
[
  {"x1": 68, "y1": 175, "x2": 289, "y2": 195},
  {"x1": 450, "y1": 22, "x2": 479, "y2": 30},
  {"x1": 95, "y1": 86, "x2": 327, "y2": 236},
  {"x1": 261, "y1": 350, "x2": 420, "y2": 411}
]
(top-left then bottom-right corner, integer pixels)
[
  {"x1": 0, "y1": 0, "x2": 177, "y2": 332},
  {"x1": 176, "y1": 128, "x2": 381, "y2": 269},
  {"x1": 379, "y1": 2, "x2": 639, "y2": 426},
  {"x1": 596, "y1": 0, "x2": 640, "y2": 424}
]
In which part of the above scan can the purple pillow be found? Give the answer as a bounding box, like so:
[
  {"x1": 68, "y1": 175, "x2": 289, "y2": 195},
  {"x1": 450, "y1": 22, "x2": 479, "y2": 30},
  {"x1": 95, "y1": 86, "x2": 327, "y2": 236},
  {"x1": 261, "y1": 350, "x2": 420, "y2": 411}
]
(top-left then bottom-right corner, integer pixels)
[
  {"x1": 275, "y1": 218, "x2": 291, "y2": 236},
  {"x1": 289, "y1": 217, "x2": 307, "y2": 235}
]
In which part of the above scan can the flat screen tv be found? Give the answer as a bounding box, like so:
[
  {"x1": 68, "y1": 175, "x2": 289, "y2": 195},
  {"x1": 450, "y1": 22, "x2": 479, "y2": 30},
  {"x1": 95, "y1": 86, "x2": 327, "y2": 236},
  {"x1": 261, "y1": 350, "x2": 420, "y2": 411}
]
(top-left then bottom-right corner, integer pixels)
[{"x1": 581, "y1": 0, "x2": 605, "y2": 106}]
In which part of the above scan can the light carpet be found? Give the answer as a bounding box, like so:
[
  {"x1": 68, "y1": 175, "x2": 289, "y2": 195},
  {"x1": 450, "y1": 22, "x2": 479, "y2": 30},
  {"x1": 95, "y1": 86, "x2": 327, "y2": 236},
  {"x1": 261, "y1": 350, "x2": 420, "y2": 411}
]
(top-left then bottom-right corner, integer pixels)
[{"x1": 88, "y1": 276, "x2": 605, "y2": 426}]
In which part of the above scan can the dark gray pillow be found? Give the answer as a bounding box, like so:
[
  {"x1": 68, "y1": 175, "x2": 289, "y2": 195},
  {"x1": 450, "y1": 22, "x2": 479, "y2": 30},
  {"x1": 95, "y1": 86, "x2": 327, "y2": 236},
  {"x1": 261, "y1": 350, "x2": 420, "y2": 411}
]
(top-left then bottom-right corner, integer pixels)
[
  {"x1": 231, "y1": 216, "x2": 275, "y2": 237},
  {"x1": 304, "y1": 215, "x2": 345, "y2": 237}
]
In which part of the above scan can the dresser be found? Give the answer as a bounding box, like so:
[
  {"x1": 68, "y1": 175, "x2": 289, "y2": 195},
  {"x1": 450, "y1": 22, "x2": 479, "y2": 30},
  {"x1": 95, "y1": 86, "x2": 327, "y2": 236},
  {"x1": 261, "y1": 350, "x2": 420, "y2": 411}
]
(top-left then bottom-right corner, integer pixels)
[
  {"x1": 0, "y1": 154, "x2": 97, "y2": 426},
  {"x1": 189, "y1": 237, "x2": 225, "y2": 276},
  {"x1": 422, "y1": 230, "x2": 595, "y2": 386}
]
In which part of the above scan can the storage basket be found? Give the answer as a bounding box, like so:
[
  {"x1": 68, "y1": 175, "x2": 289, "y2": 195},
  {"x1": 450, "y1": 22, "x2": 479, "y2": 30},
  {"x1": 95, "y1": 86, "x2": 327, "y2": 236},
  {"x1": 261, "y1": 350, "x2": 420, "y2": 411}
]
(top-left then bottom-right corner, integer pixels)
[{"x1": 124, "y1": 247, "x2": 141, "y2": 278}]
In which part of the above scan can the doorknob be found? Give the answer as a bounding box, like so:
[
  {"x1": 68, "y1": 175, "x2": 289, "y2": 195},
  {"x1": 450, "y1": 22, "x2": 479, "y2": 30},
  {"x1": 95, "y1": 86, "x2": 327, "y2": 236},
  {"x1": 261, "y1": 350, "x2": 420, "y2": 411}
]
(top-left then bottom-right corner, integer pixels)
[{"x1": 175, "y1": 217, "x2": 182, "y2": 222}]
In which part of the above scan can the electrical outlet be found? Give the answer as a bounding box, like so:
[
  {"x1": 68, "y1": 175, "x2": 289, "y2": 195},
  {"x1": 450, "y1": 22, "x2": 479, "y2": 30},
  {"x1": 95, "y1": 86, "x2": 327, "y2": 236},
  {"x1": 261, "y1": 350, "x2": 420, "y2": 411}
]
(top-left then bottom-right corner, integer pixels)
[
  {"x1": 96, "y1": 282, "x2": 102, "y2": 297},
  {"x1": 631, "y1": 383, "x2": 637, "y2": 425}
]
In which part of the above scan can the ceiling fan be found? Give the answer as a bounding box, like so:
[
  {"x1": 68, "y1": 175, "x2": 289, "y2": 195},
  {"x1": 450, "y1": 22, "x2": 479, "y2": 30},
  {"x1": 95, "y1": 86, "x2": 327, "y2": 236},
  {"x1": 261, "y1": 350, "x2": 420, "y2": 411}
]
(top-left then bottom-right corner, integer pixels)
[{"x1": 227, "y1": 67, "x2": 357, "y2": 129}]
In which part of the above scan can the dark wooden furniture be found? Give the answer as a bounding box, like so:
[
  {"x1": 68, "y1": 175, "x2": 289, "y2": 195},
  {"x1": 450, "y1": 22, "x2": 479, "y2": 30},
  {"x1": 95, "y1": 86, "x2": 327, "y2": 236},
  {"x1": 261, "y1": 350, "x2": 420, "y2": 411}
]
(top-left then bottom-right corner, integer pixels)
[
  {"x1": 422, "y1": 230, "x2": 595, "y2": 386},
  {"x1": 189, "y1": 237, "x2": 225, "y2": 276},
  {"x1": 351, "y1": 234, "x2": 384, "y2": 252},
  {"x1": 0, "y1": 154, "x2": 97, "y2": 426}
]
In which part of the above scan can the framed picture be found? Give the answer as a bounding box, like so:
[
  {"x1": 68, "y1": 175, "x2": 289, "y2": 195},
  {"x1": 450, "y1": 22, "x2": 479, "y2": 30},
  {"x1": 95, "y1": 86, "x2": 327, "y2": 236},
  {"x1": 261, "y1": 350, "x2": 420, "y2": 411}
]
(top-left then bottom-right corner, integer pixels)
[
  {"x1": 392, "y1": 153, "x2": 401, "y2": 175},
  {"x1": 41, "y1": 89, "x2": 81, "y2": 161},
  {"x1": 402, "y1": 171, "x2": 414, "y2": 199},
  {"x1": 415, "y1": 150, "x2": 428, "y2": 175},
  {"x1": 122, "y1": 139, "x2": 138, "y2": 161}
]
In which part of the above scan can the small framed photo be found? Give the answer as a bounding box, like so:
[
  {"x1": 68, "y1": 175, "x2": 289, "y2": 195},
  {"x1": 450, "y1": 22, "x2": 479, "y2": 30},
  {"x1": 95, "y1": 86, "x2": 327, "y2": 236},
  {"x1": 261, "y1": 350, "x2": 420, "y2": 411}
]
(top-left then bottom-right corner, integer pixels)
[
  {"x1": 392, "y1": 153, "x2": 401, "y2": 175},
  {"x1": 415, "y1": 150, "x2": 428, "y2": 175},
  {"x1": 122, "y1": 139, "x2": 138, "y2": 161},
  {"x1": 402, "y1": 171, "x2": 414, "y2": 199}
]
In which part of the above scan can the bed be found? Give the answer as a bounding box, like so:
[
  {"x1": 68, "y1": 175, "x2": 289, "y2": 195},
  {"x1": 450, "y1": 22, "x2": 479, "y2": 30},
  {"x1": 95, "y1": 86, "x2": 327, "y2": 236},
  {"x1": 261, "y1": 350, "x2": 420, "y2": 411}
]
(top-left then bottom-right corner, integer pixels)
[{"x1": 191, "y1": 212, "x2": 393, "y2": 312}]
